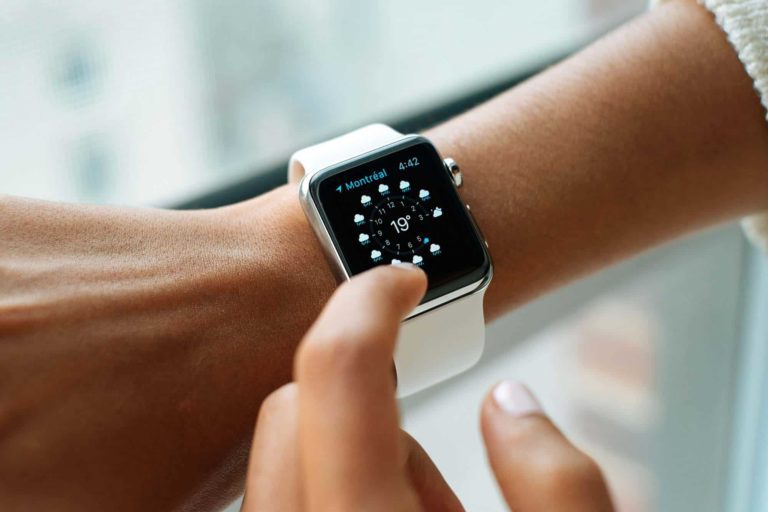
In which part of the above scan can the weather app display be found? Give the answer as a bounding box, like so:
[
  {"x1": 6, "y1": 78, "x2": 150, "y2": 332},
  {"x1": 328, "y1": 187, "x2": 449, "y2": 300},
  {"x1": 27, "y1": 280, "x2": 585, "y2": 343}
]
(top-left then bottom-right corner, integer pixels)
[{"x1": 313, "y1": 139, "x2": 489, "y2": 303}]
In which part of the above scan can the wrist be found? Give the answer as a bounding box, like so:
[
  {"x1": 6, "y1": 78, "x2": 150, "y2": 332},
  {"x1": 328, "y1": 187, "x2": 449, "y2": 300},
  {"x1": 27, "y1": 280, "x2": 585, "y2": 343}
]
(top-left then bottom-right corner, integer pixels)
[
  {"x1": 123, "y1": 186, "x2": 337, "y2": 509},
  {"x1": 211, "y1": 184, "x2": 337, "y2": 340}
]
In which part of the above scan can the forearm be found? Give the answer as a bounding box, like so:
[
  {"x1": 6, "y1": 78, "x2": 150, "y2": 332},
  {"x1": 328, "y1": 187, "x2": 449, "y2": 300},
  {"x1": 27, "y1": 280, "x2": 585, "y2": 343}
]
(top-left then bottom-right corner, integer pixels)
[
  {"x1": 0, "y1": 193, "x2": 333, "y2": 511},
  {"x1": 426, "y1": 0, "x2": 768, "y2": 317}
]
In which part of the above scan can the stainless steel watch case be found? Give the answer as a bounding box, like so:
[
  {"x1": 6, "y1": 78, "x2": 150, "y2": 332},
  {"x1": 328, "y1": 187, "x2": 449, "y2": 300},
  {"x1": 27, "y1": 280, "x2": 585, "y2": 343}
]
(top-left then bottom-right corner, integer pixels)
[{"x1": 297, "y1": 134, "x2": 492, "y2": 321}]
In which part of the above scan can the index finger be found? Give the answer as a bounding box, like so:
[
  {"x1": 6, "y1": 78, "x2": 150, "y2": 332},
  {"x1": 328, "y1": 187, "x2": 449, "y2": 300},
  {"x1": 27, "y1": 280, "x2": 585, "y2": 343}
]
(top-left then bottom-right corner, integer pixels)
[{"x1": 295, "y1": 264, "x2": 427, "y2": 510}]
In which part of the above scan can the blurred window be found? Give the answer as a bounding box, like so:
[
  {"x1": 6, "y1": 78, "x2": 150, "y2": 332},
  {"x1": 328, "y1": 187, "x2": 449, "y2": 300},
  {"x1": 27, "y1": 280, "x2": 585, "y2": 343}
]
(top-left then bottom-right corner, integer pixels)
[{"x1": 0, "y1": 0, "x2": 644, "y2": 205}]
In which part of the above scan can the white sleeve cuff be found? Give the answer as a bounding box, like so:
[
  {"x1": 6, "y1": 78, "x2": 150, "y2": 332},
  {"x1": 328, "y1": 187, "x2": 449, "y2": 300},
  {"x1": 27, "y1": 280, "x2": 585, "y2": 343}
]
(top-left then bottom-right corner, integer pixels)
[{"x1": 653, "y1": 0, "x2": 768, "y2": 252}]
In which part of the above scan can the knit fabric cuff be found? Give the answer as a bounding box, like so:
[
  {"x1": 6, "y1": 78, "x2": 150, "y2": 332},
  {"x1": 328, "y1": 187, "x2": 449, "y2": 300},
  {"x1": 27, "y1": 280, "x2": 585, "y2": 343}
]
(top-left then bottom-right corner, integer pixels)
[{"x1": 654, "y1": 0, "x2": 768, "y2": 252}]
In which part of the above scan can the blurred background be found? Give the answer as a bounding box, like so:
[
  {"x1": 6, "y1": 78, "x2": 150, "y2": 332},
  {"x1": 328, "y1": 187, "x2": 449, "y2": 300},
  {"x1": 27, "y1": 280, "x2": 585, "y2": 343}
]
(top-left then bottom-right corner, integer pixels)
[
  {"x1": 3, "y1": 1, "x2": 768, "y2": 511},
  {"x1": 1, "y1": 0, "x2": 641, "y2": 206}
]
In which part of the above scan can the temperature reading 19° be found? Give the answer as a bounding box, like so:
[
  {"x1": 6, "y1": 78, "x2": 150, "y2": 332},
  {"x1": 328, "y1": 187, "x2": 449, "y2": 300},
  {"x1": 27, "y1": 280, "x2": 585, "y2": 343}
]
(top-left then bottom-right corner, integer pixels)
[
  {"x1": 390, "y1": 215, "x2": 410, "y2": 234},
  {"x1": 398, "y1": 157, "x2": 419, "y2": 171},
  {"x1": 370, "y1": 195, "x2": 428, "y2": 255}
]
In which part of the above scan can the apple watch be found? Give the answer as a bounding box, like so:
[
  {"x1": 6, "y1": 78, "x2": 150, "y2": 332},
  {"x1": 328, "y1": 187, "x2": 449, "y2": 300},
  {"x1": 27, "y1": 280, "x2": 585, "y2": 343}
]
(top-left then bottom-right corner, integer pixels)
[{"x1": 289, "y1": 124, "x2": 492, "y2": 397}]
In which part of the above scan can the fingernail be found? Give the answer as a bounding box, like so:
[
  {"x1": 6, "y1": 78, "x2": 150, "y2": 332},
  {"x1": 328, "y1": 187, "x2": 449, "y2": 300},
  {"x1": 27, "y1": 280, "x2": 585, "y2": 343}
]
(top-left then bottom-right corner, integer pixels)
[
  {"x1": 492, "y1": 381, "x2": 542, "y2": 417},
  {"x1": 390, "y1": 261, "x2": 420, "y2": 271}
]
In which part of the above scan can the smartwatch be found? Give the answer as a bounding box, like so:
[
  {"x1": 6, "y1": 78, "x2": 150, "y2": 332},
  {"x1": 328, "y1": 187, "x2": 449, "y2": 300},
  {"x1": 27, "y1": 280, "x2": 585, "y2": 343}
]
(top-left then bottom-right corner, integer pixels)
[{"x1": 289, "y1": 124, "x2": 492, "y2": 397}]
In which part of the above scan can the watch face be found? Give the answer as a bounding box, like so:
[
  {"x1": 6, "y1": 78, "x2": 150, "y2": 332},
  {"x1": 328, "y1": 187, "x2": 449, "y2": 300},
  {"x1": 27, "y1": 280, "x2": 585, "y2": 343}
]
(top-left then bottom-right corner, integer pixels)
[{"x1": 310, "y1": 136, "x2": 490, "y2": 303}]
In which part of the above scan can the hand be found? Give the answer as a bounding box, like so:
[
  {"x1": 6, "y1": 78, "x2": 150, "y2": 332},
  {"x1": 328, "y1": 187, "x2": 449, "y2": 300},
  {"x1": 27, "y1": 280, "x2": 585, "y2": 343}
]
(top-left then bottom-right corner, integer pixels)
[{"x1": 243, "y1": 265, "x2": 615, "y2": 511}]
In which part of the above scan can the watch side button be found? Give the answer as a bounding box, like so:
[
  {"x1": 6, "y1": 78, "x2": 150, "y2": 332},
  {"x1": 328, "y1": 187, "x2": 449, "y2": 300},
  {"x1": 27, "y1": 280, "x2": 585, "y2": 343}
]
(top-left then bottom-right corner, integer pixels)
[{"x1": 444, "y1": 157, "x2": 462, "y2": 188}]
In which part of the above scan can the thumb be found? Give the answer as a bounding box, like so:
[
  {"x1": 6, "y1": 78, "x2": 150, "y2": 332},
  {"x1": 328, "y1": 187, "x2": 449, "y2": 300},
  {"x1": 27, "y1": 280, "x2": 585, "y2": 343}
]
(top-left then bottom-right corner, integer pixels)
[{"x1": 480, "y1": 381, "x2": 614, "y2": 512}]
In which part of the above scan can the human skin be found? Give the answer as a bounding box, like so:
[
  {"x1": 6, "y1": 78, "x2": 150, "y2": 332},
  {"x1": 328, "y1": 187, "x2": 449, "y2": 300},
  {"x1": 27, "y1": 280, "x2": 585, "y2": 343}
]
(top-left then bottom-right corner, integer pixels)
[
  {"x1": 243, "y1": 265, "x2": 614, "y2": 512},
  {"x1": 1, "y1": 0, "x2": 767, "y2": 510}
]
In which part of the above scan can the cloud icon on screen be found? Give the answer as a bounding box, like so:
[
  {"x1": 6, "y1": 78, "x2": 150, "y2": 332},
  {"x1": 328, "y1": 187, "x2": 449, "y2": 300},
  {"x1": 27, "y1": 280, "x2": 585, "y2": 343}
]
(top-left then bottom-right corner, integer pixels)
[
  {"x1": 378, "y1": 184, "x2": 389, "y2": 194},
  {"x1": 399, "y1": 180, "x2": 410, "y2": 190},
  {"x1": 429, "y1": 244, "x2": 441, "y2": 254},
  {"x1": 391, "y1": 259, "x2": 402, "y2": 265},
  {"x1": 353, "y1": 213, "x2": 364, "y2": 224},
  {"x1": 433, "y1": 207, "x2": 443, "y2": 218},
  {"x1": 360, "y1": 194, "x2": 371, "y2": 205},
  {"x1": 371, "y1": 250, "x2": 382, "y2": 260},
  {"x1": 418, "y1": 189, "x2": 430, "y2": 199},
  {"x1": 412, "y1": 255, "x2": 423, "y2": 265},
  {"x1": 358, "y1": 233, "x2": 370, "y2": 243}
]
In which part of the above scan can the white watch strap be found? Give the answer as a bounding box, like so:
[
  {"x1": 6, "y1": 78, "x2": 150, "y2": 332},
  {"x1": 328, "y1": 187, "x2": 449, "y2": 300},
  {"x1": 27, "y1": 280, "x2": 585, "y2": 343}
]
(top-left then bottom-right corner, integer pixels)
[
  {"x1": 288, "y1": 124, "x2": 403, "y2": 181},
  {"x1": 290, "y1": 124, "x2": 487, "y2": 397},
  {"x1": 395, "y1": 289, "x2": 486, "y2": 397}
]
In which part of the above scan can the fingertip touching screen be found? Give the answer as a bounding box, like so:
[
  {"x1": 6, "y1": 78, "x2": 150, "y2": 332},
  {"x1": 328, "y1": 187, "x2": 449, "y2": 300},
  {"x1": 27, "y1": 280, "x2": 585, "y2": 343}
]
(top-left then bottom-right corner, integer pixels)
[{"x1": 312, "y1": 137, "x2": 490, "y2": 303}]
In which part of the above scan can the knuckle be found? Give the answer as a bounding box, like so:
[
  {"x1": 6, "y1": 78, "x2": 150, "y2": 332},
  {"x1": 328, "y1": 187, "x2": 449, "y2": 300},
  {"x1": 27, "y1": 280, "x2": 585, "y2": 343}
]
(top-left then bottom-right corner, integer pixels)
[
  {"x1": 339, "y1": 266, "x2": 414, "y2": 302},
  {"x1": 257, "y1": 384, "x2": 296, "y2": 423},
  {"x1": 297, "y1": 329, "x2": 387, "y2": 381},
  {"x1": 367, "y1": 266, "x2": 402, "y2": 288}
]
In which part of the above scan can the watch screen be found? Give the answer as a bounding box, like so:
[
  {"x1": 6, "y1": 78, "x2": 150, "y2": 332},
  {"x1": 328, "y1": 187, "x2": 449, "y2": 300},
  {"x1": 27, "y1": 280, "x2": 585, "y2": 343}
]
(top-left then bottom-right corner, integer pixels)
[{"x1": 312, "y1": 137, "x2": 490, "y2": 303}]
